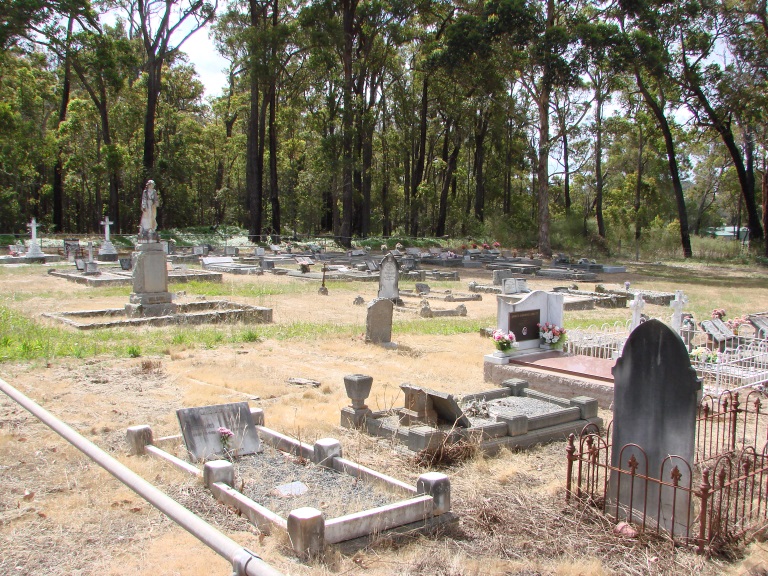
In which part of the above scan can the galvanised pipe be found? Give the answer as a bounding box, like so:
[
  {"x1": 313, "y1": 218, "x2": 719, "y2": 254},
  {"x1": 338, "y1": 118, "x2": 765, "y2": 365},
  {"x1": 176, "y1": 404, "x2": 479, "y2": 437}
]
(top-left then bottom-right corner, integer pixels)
[{"x1": 0, "y1": 377, "x2": 283, "y2": 576}]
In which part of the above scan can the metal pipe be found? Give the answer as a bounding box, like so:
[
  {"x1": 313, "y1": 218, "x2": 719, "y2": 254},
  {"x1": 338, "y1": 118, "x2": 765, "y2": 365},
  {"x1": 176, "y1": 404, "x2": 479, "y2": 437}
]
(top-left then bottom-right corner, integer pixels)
[{"x1": 0, "y1": 377, "x2": 283, "y2": 576}]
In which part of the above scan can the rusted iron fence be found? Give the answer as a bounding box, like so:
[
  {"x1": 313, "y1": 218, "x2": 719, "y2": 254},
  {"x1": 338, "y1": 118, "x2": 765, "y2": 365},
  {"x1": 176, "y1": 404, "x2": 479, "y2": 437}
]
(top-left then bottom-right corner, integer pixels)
[{"x1": 566, "y1": 390, "x2": 768, "y2": 554}]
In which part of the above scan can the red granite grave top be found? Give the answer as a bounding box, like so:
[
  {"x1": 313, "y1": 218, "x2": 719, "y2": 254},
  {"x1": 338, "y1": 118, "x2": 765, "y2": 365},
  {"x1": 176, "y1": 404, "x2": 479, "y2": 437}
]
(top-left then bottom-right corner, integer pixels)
[{"x1": 509, "y1": 352, "x2": 615, "y2": 383}]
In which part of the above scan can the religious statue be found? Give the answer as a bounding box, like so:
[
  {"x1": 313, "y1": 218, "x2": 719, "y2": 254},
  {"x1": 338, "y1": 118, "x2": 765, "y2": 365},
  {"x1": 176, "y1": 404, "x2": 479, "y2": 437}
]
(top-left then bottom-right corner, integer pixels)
[{"x1": 139, "y1": 180, "x2": 159, "y2": 240}]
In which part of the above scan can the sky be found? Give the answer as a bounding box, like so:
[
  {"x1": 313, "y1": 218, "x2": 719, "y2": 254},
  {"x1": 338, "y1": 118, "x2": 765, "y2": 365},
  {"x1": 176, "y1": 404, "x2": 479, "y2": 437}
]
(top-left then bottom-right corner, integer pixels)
[{"x1": 183, "y1": 24, "x2": 228, "y2": 99}]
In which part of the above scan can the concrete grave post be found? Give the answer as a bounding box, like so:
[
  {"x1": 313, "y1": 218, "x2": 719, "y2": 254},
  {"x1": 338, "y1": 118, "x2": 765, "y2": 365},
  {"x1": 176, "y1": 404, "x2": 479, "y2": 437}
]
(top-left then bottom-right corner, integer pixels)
[
  {"x1": 609, "y1": 319, "x2": 701, "y2": 534},
  {"x1": 365, "y1": 298, "x2": 394, "y2": 345},
  {"x1": 340, "y1": 374, "x2": 373, "y2": 427},
  {"x1": 377, "y1": 253, "x2": 400, "y2": 302}
]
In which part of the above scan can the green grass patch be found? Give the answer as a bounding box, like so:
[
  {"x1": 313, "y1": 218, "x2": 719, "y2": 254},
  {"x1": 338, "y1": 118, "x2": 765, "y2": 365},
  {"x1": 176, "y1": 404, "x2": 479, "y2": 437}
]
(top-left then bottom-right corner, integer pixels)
[{"x1": 394, "y1": 316, "x2": 493, "y2": 336}]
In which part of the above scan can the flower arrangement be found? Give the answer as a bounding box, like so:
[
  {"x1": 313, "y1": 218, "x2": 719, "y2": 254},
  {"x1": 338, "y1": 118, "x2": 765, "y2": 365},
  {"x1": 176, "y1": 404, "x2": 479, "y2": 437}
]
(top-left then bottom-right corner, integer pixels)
[
  {"x1": 218, "y1": 426, "x2": 234, "y2": 453},
  {"x1": 624, "y1": 281, "x2": 631, "y2": 291},
  {"x1": 491, "y1": 329, "x2": 518, "y2": 352},
  {"x1": 482, "y1": 242, "x2": 490, "y2": 249},
  {"x1": 711, "y1": 308, "x2": 726, "y2": 320},
  {"x1": 492, "y1": 241, "x2": 501, "y2": 248},
  {"x1": 726, "y1": 315, "x2": 750, "y2": 330},
  {"x1": 471, "y1": 242, "x2": 478, "y2": 249},
  {"x1": 538, "y1": 322, "x2": 567, "y2": 346},
  {"x1": 690, "y1": 347, "x2": 720, "y2": 364}
]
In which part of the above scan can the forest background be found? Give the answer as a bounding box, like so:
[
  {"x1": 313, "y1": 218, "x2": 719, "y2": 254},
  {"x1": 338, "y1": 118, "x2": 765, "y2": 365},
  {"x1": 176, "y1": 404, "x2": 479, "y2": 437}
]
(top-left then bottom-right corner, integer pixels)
[{"x1": 1, "y1": 0, "x2": 768, "y2": 259}]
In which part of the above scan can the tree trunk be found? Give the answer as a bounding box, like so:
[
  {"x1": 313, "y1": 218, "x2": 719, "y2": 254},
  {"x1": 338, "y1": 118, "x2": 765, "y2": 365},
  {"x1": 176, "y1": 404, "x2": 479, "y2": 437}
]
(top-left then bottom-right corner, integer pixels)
[
  {"x1": 595, "y1": 92, "x2": 605, "y2": 237},
  {"x1": 473, "y1": 113, "x2": 488, "y2": 222},
  {"x1": 636, "y1": 73, "x2": 693, "y2": 258},
  {"x1": 53, "y1": 17, "x2": 74, "y2": 233},
  {"x1": 142, "y1": 56, "x2": 161, "y2": 182},
  {"x1": 437, "y1": 136, "x2": 460, "y2": 237},
  {"x1": 536, "y1": 0, "x2": 555, "y2": 257},
  {"x1": 634, "y1": 124, "x2": 644, "y2": 261},
  {"x1": 410, "y1": 76, "x2": 429, "y2": 237},
  {"x1": 268, "y1": 85, "x2": 280, "y2": 240},
  {"x1": 339, "y1": 0, "x2": 356, "y2": 248},
  {"x1": 247, "y1": 1, "x2": 263, "y2": 242}
]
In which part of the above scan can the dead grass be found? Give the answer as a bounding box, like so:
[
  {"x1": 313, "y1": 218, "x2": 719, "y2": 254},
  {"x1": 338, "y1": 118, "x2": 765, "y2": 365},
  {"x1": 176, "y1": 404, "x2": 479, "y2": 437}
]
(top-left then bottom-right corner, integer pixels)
[{"x1": 1, "y1": 261, "x2": 768, "y2": 575}]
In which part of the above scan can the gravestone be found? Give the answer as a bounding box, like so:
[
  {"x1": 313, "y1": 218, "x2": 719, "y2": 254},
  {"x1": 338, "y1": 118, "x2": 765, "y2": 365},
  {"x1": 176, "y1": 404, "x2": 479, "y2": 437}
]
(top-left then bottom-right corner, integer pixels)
[
  {"x1": 125, "y1": 242, "x2": 176, "y2": 318},
  {"x1": 415, "y1": 282, "x2": 430, "y2": 294},
  {"x1": 84, "y1": 241, "x2": 99, "y2": 275},
  {"x1": 495, "y1": 290, "x2": 564, "y2": 351},
  {"x1": 177, "y1": 401, "x2": 261, "y2": 462},
  {"x1": 629, "y1": 293, "x2": 646, "y2": 331},
  {"x1": 254, "y1": 247, "x2": 266, "y2": 257},
  {"x1": 377, "y1": 253, "x2": 400, "y2": 301},
  {"x1": 365, "y1": 298, "x2": 393, "y2": 345},
  {"x1": 25, "y1": 217, "x2": 45, "y2": 259},
  {"x1": 493, "y1": 269, "x2": 514, "y2": 286},
  {"x1": 98, "y1": 216, "x2": 118, "y2": 261},
  {"x1": 609, "y1": 320, "x2": 701, "y2": 534},
  {"x1": 669, "y1": 290, "x2": 687, "y2": 333},
  {"x1": 502, "y1": 277, "x2": 529, "y2": 294},
  {"x1": 399, "y1": 384, "x2": 471, "y2": 427}
]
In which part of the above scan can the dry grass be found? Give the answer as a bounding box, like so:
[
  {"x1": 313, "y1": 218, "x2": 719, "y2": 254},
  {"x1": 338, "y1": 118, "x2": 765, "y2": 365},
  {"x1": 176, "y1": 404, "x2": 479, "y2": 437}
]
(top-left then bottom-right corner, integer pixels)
[{"x1": 1, "y1": 260, "x2": 768, "y2": 575}]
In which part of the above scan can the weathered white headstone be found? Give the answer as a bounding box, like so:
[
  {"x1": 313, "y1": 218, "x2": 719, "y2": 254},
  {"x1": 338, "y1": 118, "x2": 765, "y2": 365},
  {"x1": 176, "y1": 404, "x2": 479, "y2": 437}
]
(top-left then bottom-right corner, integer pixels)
[
  {"x1": 609, "y1": 320, "x2": 700, "y2": 534},
  {"x1": 98, "y1": 216, "x2": 118, "y2": 260},
  {"x1": 377, "y1": 253, "x2": 400, "y2": 301},
  {"x1": 177, "y1": 401, "x2": 261, "y2": 462},
  {"x1": 25, "y1": 217, "x2": 45, "y2": 258},
  {"x1": 365, "y1": 298, "x2": 393, "y2": 345},
  {"x1": 495, "y1": 290, "x2": 564, "y2": 351},
  {"x1": 629, "y1": 292, "x2": 645, "y2": 331},
  {"x1": 669, "y1": 290, "x2": 687, "y2": 333}
]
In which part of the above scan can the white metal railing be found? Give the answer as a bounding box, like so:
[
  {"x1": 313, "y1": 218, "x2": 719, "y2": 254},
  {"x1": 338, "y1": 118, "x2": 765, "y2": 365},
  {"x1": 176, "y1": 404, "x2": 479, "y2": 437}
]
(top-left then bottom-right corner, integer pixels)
[
  {"x1": 0, "y1": 377, "x2": 283, "y2": 576},
  {"x1": 564, "y1": 320, "x2": 632, "y2": 359},
  {"x1": 690, "y1": 342, "x2": 768, "y2": 393}
]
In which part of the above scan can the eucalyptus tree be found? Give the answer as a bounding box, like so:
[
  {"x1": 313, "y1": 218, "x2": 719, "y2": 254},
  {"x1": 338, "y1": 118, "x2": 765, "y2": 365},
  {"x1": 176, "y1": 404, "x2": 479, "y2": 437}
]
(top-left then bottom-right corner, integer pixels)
[{"x1": 119, "y1": 0, "x2": 216, "y2": 185}]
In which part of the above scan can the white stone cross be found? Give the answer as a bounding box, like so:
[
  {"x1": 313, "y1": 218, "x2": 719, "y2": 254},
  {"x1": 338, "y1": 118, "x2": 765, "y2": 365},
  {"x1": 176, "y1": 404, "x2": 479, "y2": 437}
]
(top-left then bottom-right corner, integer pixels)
[
  {"x1": 670, "y1": 290, "x2": 688, "y2": 333},
  {"x1": 629, "y1": 292, "x2": 646, "y2": 331},
  {"x1": 101, "y1": 216, "x2": 113, "y2": 242},
  {"x1": 87, "y1": 241, "x2": 94, "y2": 262},
  {"x1": 27, "y1": 217, "x2": 38, "y2": 242}
]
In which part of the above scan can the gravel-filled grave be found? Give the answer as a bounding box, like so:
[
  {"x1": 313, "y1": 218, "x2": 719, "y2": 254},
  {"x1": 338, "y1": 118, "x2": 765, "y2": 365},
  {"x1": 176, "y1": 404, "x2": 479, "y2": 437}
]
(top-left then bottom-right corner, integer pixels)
[{"x1": 232, "y1": 444, "x2": 405, "y2": 519}]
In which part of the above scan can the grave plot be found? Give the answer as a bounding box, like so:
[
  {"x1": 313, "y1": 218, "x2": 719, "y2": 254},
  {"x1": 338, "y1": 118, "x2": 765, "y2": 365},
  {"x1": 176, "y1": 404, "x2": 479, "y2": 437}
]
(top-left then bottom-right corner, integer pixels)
[
  {"x1": 127, "y1": 402, "x2": 454, "y2": 557},
  {"x1": 201, "y1": 256, "x2": 263, "y2": 275},
  {"x1": 43, "y1": 299, "x2": 272, "y2": 329},
  {"x1": 47, "y1": 265, "x2": 222, "y2": 286},
  {"x1": 340, "y1": 376, "x2": 602, "y2": 455},
  {"x1": 689, "y1": 342, "x2": 768, "y2": 393}
]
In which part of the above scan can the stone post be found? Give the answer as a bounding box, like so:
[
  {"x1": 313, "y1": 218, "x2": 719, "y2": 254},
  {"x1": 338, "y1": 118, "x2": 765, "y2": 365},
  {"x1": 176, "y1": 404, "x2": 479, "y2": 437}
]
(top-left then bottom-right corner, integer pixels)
[
  {"x1": 417, "y1": 472, "x2": 451, "y2": 515},
  {"x1": 287, "y1": 507, "x2": 325, "y2": 558},
  {"x1": 126, "y1": 425, "x2": 153, "y2": 455},
  {"x1": 203, "y1": 460, "x2": 234, "y2": 488},
  {"x1": 312, "y1": 438, "x2": 342, "y2": 468}
]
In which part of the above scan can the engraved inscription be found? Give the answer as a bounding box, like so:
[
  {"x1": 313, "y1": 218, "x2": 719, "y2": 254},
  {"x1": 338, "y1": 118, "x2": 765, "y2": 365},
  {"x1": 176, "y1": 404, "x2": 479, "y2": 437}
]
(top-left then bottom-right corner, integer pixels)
[{"x1": 508, "y1": 310, "x2": 541, "y2": 341}]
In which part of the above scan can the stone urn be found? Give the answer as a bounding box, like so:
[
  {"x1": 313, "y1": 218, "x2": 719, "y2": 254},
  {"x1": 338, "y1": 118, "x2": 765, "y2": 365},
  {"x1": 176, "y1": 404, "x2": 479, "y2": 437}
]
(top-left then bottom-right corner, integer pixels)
[{"x1": 344, "y1": 374, "x2": 373, "y2": 410}]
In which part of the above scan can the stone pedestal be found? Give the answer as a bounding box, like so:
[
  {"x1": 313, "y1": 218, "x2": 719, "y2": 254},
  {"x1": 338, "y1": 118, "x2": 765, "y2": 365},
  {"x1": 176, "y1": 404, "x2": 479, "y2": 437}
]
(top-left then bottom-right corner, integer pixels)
[
  {"x1": 341, "y1": 374, "x2": 373, "y2": 427},
  {"x1": 25, "y1": 242, "x2": 45, "y2": 259},
  {"x1": 125, "y1": 242, "x2": 176, "y2": 318},
  {"x1": 98, "y1": 240, "x2": 118, "y2": 261},
  {"x1": 399, "y1": 384, "x2": 437, "y2": 426}
]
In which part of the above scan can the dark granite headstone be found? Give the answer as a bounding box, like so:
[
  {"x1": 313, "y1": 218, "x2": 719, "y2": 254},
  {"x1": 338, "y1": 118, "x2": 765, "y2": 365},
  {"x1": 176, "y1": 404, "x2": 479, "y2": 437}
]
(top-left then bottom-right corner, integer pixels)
[
  {"x1": 508, "y1": 309, "x2": 540, "y2": 342},
  {"x1": 177, "y1": 401, "x2": 261, "y2": 462},
  {"x1": 609, "y1": 320, "x2": 700, "y2": 534}
]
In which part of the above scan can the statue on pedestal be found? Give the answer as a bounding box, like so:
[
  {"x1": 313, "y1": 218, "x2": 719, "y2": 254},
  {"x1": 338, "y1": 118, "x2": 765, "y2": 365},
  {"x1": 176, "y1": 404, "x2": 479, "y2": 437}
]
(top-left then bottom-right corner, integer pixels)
[{"x1": 139, "y1": 180, "x2": 159, "y2": 241}]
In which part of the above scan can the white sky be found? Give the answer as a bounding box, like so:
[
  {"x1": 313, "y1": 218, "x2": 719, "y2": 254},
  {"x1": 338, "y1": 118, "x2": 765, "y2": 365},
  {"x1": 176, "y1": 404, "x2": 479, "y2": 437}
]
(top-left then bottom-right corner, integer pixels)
[{"x1": 183, "y1": 24, "x2": 228, "y2": 99}]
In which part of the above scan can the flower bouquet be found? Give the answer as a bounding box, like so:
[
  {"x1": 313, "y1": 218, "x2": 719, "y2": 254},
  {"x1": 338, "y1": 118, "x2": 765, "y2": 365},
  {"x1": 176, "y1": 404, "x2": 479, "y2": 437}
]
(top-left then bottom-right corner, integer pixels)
[
  {"x1": 538, "y1": 322, "x2": 567, "y2": 348},
  {"x1": 491, "y1": 329, "x2": 518, "y2": 355}
]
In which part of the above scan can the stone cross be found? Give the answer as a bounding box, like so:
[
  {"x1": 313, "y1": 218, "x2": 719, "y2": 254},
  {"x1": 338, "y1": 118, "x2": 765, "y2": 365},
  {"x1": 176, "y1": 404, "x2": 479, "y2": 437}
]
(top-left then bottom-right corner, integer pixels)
[
  {"x1": 101, "y1": 216, "x2": 113, "y2": 242},
  {"x1": 27, "y1": 217, "x2": 38, "y2": 242},
  {"x1": 669, "y1": 290, "x2": 688, "y2": 333},
  {"x1": 629, "y1": 292, "x2": 645, "y2": 331}
]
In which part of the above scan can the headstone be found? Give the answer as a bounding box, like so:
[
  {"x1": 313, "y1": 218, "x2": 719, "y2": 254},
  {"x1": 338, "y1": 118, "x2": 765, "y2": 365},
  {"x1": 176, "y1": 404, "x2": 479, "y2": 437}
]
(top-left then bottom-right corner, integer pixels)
[
  {"x1": 25, "y1": 217, "x2": 45, "y2": 258},
  {"x1": 495, "y1": 290, "x2": 564, "y2": 351},
  {"x1": 415, "y1": 282, "x2": 430, "y2": 294},
  {"x1": 669, "y1": 290, "x2": 687, "y2": 333},
  {"x1": 84, "y1": 241, "x2": 99, "y2": 275},
  {"x1": 125, "y1": 242, "x2": 176, "y2": 318},
  {"x1": 377, "y1": 253, "x2": 400, "y2": 301},
  {"x1": 254, "y1": 247, "x2": 266, "y2": 257},
  {"x1": 365, "y1": 298, "x2": 393, "y2": 344},
  {"x1": 502, "y1": 277, "x2": 529, "y2": 294},
  {"x1": 609, "y1": 320, "x2": 700, "y2": 534},
  {"x1": 177, "y1": 401, "x2": 261, "y2": 462},
  {"x1": 399, "y1": 384, "x2": 471, "y2": 428},
  {"x1": 493, "y1": 269, "x2": 514, "y2": 286},
  {"x1": 224, "y1": 246, "x2": 239, "y2": 256},
  {"x1": 629, "y1": 293, "x2": 646, "y2": 331},
  {"x1": 353, "y1": 295, "x2": 365, "y2": 306},
  {"x1": 98, "y1": 216, "x2": 118, "y2": 260}
]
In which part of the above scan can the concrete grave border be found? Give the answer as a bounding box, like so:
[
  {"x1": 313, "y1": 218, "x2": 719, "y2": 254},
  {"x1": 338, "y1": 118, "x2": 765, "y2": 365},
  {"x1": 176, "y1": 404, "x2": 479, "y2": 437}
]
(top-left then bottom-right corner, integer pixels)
[
  {"x1": 340, "y1": 377, "x2": 602, "y2": 454},
  {"x1": 127, "y1": 407, "x2": 454, "y2": 558}
]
